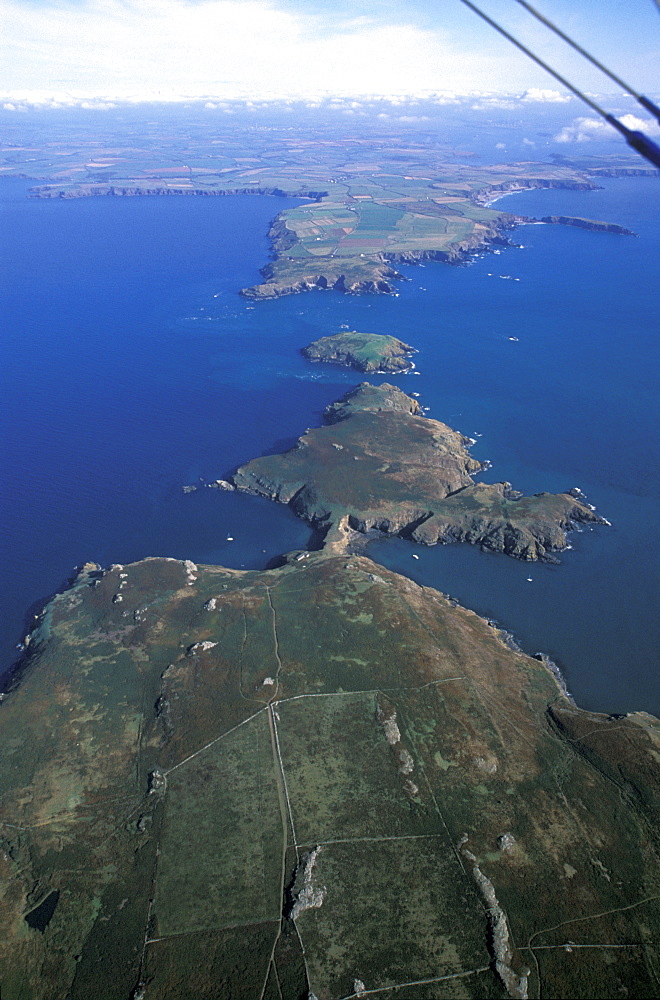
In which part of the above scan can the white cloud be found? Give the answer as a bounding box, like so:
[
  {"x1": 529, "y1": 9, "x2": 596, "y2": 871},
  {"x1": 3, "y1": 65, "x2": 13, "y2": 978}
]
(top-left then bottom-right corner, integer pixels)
[
  {"x1": 472, "y1": 88, "x2": 574, "y2": 111},
  {"x1": 2, "y1": 0, "x2": 302, "y2": 98},
  {"x1": 554, "y1": 113, "x2": 660, "y2": 143},
  {"x1": 521, "y1": 88, "x2": 572, "y2": 104},
  {"x1": 472, "y1": 97, "x2": 517, "y2": 111},
  {"x1": 80, "y1": 100, "x2": 116, "y2": 110},
  {"x1": 428, "y1": 93, "x2": 461, "y2": 106},
  {"x1": 0, "y1": 0, "x2": 574, "y2": 101},
  {"x1": 619, "y1": 114, "x2": 660, "y2": 136},
  {"x1": 0, "y1": 90, "x2": 120, "y2": 110},
  {"x1": 553, "y1": 117, "x2": 606, "y2": 143}
]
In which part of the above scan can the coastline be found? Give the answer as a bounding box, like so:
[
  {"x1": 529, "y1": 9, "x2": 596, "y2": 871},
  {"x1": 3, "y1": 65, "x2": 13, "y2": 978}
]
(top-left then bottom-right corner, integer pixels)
[{"x1": 481, "y1": 186, "x2": 539, "y2": 208}]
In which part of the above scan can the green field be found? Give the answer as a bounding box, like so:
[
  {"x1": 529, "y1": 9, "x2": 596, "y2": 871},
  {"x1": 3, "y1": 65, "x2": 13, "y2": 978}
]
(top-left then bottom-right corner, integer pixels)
[
  {"x1": 277, "y1": 692, "x2": 440, "y2": 844},
  {"x1": 155, "y1": 711, "x2": 283, "y2": 936},
  {"x1": 296, "y1": 838, "x2": 497, "y2": 1000}
]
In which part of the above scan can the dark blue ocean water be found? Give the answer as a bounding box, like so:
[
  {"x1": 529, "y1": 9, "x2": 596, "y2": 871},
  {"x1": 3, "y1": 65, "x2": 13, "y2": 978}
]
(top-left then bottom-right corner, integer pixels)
[{"x1": 1, "y1": 174, "x2": 658, "y2": 714}]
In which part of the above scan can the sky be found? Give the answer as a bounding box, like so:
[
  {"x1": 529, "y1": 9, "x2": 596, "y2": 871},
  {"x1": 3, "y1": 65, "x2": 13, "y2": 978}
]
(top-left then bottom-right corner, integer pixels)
[{"x1": 1, "y1": 0, "x2": 659, "y2": 104}]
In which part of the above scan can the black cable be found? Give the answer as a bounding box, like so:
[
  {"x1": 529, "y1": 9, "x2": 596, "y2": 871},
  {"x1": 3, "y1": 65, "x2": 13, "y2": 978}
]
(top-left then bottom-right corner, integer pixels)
[
  {"x1": 513, "y1": 0, "x2": 660, "y2": 125},
  {"x1": 458, "y1": 0, "x2": 660, "y2": 169},
  {"x1": 459, "y1": 0, "x2": 609, "y2": 113},
  {"x1": 604, "y1": 114, "x2": 660, "y2": 169}
]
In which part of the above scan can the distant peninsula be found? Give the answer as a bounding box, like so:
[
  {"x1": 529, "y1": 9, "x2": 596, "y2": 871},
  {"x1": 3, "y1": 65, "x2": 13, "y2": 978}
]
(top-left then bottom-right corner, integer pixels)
[
  {"x1": 231, "y1": 382, "x2": 605, "y2": 561},
  {"x1": 7, "y1": 127, "x2": 644, "y2": 302},
  {"x1": 302, "y1": 331, "x2": 416, "y2": 373}
]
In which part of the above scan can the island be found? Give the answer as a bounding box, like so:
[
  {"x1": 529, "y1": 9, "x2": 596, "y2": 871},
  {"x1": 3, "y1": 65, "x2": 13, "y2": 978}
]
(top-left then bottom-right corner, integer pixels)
[
  {"x1": 230, "y1": 382, "x2": 605, "y2": 562},
  {"x1": 301, "y1": 331, "x2": 417, "y2": 373}
]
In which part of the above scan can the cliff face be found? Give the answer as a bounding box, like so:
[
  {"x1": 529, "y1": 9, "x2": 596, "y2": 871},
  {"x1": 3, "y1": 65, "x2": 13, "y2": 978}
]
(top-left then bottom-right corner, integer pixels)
[
  {"x1": 240, "y1": 261, "x2": 401, "y2": 299},
  {"x1": 473, "y1": 177, "x2": 599, "y2": 205},
  {"x1": 580, "y1": 166, "x2": 659, "y2": 177},
  {"x1": 240, "y1": 275, "x2": 398, "y2": 300},
  {"x1": 230, "y1": 383, "x2": 605, "y2": 561},
  {"x1": 29, "y1": 184, "x2": 328, "y2": 201},
  {"x1": 385, "y1": 221, "x2": 520, "y2": 267}
]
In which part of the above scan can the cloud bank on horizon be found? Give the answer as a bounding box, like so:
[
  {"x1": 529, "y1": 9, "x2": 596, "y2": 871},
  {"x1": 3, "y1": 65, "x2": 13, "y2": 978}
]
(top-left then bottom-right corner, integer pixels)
[{"x1": 2, "y1": 0, "x2": 658, "y2": 104}]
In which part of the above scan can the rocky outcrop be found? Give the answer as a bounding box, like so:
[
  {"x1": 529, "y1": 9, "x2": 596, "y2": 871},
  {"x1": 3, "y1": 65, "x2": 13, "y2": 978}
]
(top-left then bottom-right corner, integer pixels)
[
  {"x1": 324, "y1": 382, "x2": 423, "y2": 421},
  {"x1": 539, "y1": 215, "x2": 636, "y2": 235},
  {"x1": 410, "y1": 482, "x2": 604, "y2": 562},
  {"x1": 240, "y1": 263, "x2": 401, "y2": 300},
  {"x1": 460, "y1": 835, "x2": 530, "y2": 999}
]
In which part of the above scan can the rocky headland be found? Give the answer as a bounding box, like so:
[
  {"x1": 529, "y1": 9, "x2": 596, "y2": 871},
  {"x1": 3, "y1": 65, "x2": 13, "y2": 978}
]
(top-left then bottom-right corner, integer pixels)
[
  {"x1": 239, "y1": 257, "x2": 402, "y2": 300},
  {"x1": 238, "y1": 222, "x2": 522, "y2": 301},
  {"x1": 538, "y1": 215, "x2": 636, "y2": 235},
  {"x1": 472, "y1": 176, "x2": 599, "y2": 206}
]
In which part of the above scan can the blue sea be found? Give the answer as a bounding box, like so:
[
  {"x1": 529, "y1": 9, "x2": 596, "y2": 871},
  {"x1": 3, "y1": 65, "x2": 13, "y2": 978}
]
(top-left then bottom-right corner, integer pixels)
[{"x1": 1, "y1": 162, "x2": 658, "y2": 715}]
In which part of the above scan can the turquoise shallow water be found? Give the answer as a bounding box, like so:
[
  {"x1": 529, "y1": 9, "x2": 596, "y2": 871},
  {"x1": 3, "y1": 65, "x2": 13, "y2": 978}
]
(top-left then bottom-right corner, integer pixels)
[{"x1": 1, "y1": 172, "x2": 658, "y2": 714}]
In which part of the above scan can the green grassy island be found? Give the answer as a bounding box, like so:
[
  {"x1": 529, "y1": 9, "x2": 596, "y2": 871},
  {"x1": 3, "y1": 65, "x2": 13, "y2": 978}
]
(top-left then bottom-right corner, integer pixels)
[{"x1": 302, "y1": 331, "x2": 417, "y2": 373}]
